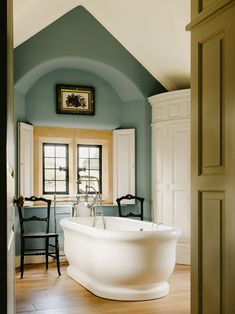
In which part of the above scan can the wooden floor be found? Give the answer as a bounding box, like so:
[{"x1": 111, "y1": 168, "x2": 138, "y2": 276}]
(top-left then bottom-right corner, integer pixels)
[{"x1": 16, "y1": 263, "x2": 190, "y2": 314}]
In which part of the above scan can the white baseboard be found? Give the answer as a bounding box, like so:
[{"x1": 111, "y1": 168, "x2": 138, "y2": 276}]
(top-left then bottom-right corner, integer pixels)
[
  {"x1": 176, "y1": 243, "x2": 190, "y2": 265},
  {"x1": 15, "y1": 252, "x2": 67, "y2": 268}
]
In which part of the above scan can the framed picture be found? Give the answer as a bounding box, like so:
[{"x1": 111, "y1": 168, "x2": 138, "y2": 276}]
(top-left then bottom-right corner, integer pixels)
[{"x1": 56, "y1": 85, "x2": 95, "y2": 115}]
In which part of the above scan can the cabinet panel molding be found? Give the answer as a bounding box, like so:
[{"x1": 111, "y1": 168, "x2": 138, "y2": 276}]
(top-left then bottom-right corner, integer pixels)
[{"x1": 149, "y1": 89, "x2": 190, "y2": 124}]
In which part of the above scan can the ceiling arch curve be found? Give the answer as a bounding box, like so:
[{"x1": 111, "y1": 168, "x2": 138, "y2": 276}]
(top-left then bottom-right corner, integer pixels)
[{"x1": 15, "y1": 57, "x2": 145, "y2": 102}]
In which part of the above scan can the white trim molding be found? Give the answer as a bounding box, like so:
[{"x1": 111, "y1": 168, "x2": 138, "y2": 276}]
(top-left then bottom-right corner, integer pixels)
[{"x1": 149, "y1": 89, "x2": 191, "y2": 124}]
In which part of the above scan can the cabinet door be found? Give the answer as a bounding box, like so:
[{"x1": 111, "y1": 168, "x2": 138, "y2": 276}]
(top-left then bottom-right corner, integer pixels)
[
  {"x1": 113, "y1": 129, "x2": 135, "y2": 204},
  {"x1": 167, "y1": 122, "x2": 191, "y2": 264},
  {"x1": 152, "y1": 124, "x2": 168, "y2": 223},
  {"x1": 152, "y1": 121, "x2": 190, "y2": 264}
]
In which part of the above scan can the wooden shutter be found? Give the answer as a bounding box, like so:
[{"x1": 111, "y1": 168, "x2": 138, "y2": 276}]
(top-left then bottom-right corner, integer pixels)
[
  {"x1": 113, "y1": 129, "x2": 135, "y2": 204},
  {"x1": 18, "y1": 122, "x2": 34, "y2": 197}
]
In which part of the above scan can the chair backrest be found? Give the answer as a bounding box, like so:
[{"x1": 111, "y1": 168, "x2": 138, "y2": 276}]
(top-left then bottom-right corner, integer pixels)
[
  {"x1": 116, "y1": 194, "x2": 144, "y2": 220},
  {"x1": 16, "y1": 196, "x2": 52, "y2": 234}
]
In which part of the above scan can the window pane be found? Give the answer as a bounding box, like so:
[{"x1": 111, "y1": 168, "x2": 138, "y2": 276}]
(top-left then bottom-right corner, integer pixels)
[
  {"x1": 79, "y1": 147, "x2": 89, "y2": 158},
  {"x1": 90, "y1": 170, "x2": 100, "y2": 180},
  {"x1": 90, "y1": 159, "x2": 99, "y2": 169},
  {"x1": 45, "y1": 170, "x2": 55, "y2": 180},
  {"x1": 44, "y1": 146, "x2": 55, "y2": 157},
  {"x1": 78, "y1": 181, "x2": 87, "y2": 193},
  {"x1": 79, "y1": 158, "x2": 88, "y2": 169},
  {"x1": 90, "y1": 180, "x2": 99, "y2": 192},
  {"x1": 56, "y1": 170, "x2": 66, "y2": 180},
  {"x1": 79, "y1": 170, "x2": 89, "y2": 182},
  {"x1": 90, "y1": 147, "x2": 99, "y2": 158},
  {"x1": 56, "y1": 158, "x2": 66, "y2": 168},
  {"x1": 44, "y1": 181, "x2": 55, "y2": 192},
  {"x1": 45, "y1": 158, "x2": 55, "y2": 168},
  {"x1": 56, "y1": 146, "x2": 66, "y2": 157},
  {"x1": 56, "y1": 181, "x2": 66, "y2": 192}
]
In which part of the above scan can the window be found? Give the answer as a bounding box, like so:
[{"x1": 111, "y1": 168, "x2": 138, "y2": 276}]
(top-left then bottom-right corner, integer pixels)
[
  {"x1": 77, "y1": 144, "x2": 102, "y2": 194},
  {"x1": 33, "y1": 127, "x2": 113, "y2": 203},
  {"x1": 43, "y1": 143, "x2": 69, "y2": 194}
]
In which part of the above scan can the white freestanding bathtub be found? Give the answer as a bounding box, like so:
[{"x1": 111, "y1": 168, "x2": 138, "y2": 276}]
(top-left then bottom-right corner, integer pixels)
[{"x1": 60, "y1": 216, "x2": 181, "y2": 301}]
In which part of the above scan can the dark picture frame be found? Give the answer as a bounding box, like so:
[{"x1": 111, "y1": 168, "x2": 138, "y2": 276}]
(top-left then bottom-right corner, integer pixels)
[{"x1": 56, "y1": 84, "x2": 95, "y2": 115}]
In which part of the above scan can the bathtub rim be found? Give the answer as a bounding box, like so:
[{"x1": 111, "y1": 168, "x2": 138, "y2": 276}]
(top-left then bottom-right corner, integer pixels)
[{"x1": 60, "y1": 216, "x2": 181, "y2": 241}]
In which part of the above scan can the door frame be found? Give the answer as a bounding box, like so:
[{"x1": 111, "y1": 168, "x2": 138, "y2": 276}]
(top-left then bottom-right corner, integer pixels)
[{"x1": 0, "y1": 0, "x2": 13, "y2": 313}]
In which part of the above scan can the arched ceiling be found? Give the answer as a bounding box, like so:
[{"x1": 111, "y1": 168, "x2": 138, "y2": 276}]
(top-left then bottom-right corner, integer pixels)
[
  {"x1": 14, "y1": 57, "x2": 144, "y2": 102},
  {"x1": 13, "y1": 0, "x2": 190, "y2": 91}
]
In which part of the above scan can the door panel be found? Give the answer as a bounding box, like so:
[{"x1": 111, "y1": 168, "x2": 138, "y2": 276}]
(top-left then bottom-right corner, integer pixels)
[
  {"x1": 168, "y1": 122, "x2": 191, "y2": 264},
  {"x1": 201, "y1": 192, "x2": 224, "y2": 314},
  {"x1": 200, "y1": 31, "x2": 225, "y2": 175},
  {"x1": 152, "y1": 121, "x2": 191, "y2": 264}
]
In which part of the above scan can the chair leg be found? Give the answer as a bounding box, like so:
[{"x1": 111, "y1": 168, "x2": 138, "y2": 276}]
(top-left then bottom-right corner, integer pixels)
[
  {"x1": 45, "y1": 238, "x2": 49, "y2": 270},
  {"x1": 20, "y1": 238, "x2": 25, "y2": 279},
  {"x1": 55, "y1": 236, "x2": 61, "y2": 276}
]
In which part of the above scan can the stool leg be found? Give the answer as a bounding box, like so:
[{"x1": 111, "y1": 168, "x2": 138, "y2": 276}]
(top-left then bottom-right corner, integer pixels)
[
  {"x1": 45, "y1": 238, "x2": 49, "y2": 270},
  {"x1": 20, "y1": 238, "x2": 25, "y2": 279},
  {"x1": 55, "y1": 236, "x2": 61, "y2": 276}
]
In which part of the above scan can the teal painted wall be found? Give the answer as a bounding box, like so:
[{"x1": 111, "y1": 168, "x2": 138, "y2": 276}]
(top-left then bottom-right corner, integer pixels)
[
  {"x1": 14, "y1": 5, "x2": 166, "y2": 256},
  {"x1": 25, "y1": 68, "x2": 122, "y2": 129}
]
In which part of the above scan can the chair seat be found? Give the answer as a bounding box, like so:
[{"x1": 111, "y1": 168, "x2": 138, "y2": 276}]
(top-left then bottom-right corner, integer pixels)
[{"x1": 22, "y1": 232, "x2": 59, "y2": 238}]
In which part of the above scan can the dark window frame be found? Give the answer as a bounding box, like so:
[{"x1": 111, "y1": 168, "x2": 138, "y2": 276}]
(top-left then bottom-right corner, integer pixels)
[
  {"x1": 77, "y1": 144, "x2": 102, "y2": 194},
  {"x1": 42, "y1": 143, "x2": 69, "y2": 195}
]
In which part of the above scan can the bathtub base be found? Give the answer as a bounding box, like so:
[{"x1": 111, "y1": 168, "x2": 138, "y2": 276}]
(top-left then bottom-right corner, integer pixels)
[{"x1": 67, "y1": 265, "x2": 170, "y2": 301}]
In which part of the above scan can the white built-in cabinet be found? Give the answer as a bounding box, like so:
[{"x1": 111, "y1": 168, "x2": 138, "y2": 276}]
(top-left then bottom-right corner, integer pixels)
[{"x1": 148, "y1": 89, "x2": 190, "y2": 264}]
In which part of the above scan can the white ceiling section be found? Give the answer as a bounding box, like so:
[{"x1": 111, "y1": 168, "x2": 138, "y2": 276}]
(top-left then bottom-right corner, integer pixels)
[{"x1": 13, "y1": 0, "x2": 190, "y2": 91}]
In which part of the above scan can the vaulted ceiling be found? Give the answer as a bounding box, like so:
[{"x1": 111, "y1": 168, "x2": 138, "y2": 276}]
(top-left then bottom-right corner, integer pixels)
[{"x1": 13, "y1": 0, "x2": 190, "y2": 91}]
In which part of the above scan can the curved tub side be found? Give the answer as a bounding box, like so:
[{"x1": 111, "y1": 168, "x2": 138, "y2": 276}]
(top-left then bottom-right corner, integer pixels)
[{"x1": 61, "y1": 217, "x2": 180, "y2": 301}]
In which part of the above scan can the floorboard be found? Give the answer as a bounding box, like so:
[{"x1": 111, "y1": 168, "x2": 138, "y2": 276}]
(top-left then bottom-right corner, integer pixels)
[{"x1": 16, "y1": 263, "x2": 190, "y2": 314}]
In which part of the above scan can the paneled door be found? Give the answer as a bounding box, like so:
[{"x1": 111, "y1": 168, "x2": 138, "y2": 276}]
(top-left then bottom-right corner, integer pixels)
[
  {"x1": 152, "y1": 121, "x2": 190, "y2": 264},
  {"x1": 188, "y1": 2, "x2": 235, "y2": 313},
  {"x1": 150, "y1": 89, "x2": 191, "y2": 265}
]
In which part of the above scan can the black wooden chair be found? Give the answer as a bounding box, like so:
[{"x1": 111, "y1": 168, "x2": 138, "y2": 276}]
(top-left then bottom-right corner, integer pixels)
[
  {"x1": 116, "y1": 194, "x2": 144, "y2": 220},
  {"x1": 15, "y1": 195, "x2": 61, "y2": 278}
]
